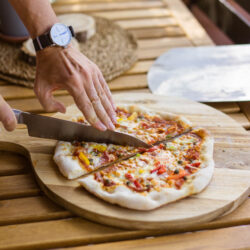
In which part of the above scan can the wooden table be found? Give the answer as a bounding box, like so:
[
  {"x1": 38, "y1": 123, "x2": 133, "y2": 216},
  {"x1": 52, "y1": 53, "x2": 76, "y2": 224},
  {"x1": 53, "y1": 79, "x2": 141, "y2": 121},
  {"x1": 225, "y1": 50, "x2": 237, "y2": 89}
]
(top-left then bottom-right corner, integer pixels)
[{"x1": 0, "y1": 0, "x2": 249, "y2": 249}]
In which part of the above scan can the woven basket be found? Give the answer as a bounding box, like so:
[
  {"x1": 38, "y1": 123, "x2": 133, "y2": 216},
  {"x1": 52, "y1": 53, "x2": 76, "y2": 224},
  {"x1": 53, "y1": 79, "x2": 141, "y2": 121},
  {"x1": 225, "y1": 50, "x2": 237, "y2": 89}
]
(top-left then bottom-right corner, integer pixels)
[{"x1": 0, "y1": 17, "x2": 138, "y2": 88}]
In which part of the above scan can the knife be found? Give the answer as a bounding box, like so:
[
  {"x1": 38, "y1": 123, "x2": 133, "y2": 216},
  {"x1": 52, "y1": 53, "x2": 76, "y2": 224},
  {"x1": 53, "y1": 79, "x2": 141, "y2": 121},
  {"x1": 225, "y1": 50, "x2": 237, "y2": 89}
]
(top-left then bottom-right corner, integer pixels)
[{"x1": 13, "y1": 109, "x2": 150, "y2": 148}]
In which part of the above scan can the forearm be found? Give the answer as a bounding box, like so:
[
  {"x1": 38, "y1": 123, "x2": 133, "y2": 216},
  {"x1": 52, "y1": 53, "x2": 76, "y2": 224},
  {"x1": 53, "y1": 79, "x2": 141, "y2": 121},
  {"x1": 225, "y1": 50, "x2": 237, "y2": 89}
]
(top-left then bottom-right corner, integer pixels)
[{"x1": 9, "y1": 0, "x2": 58, "y2": 38}]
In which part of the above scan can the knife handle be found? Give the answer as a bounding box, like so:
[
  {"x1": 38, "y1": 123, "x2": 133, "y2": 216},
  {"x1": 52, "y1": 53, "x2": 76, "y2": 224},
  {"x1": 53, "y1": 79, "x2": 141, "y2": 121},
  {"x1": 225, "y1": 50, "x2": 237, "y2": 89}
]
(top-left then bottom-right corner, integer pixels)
[{"x1": 13, "y1": 109, "x2": 24, "y2": 124}]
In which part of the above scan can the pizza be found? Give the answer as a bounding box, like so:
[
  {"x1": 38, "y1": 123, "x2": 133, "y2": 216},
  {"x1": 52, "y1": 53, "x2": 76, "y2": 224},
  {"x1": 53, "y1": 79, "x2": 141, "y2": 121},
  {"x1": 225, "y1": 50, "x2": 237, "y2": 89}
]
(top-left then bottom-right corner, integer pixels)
[
  {"x1": 79, "y1": 128, "x2": 214, "y2": 210},
  {"x1": 53, "y1": 104, "x2": 214, "y2": 210},
  {"x1": 53, "y1": 105, "x2": 192, "y2": 179}
]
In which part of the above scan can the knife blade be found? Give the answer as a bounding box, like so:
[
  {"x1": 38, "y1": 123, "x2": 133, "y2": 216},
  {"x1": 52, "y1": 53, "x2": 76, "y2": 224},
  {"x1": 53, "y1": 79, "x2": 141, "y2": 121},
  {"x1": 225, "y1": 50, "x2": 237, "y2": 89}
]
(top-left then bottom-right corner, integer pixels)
[{"x1": 13, "y1": 109, "x2": 150, "y2": 148}]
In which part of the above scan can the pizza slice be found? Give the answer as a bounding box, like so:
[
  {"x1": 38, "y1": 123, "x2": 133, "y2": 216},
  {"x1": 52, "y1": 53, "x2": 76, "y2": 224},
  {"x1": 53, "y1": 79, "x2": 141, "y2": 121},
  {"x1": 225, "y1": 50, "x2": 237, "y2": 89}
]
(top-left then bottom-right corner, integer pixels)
[
  {"x1": 53, "y1": 141, "x2": 139, "y2": 179},
  {"x1": 78, "y1": 128, "x2": 214, "y2": 210},
  {"x1": 53, "y1": 105, "x2": 192, "y2": 179}
]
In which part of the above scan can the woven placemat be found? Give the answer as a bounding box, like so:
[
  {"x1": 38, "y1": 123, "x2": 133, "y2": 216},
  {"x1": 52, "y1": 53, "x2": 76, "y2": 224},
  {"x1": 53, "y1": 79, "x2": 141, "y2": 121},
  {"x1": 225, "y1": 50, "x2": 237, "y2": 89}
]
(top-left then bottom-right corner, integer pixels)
[{"x1": 0, "y1": 17, "x2": 138, "y2": 88}]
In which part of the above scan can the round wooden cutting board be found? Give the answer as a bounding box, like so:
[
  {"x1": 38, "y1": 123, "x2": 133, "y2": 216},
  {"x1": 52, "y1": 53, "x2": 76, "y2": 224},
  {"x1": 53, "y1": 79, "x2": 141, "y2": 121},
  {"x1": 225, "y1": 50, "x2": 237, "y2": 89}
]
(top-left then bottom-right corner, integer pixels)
[{"x1": 1, "y1": 93, "x2": 250, "y2": 230}]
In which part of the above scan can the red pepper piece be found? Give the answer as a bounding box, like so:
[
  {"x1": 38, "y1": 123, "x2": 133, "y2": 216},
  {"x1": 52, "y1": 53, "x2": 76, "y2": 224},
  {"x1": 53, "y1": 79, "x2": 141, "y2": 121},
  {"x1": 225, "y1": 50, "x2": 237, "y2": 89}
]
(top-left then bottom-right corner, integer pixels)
[
  {"x1": 133, "y1": 179, "x2": 142, "y2": 189},
  {"x1": 157, "y1": 165, "x2": 167, "y2": 175},
  {"x1": 150, "y1": 166, "x2": 161, "y2": 174},
  {"x1": 147, "y1": 146, "x2": 158, "y2": 153},
  {"x1": 191, "y1": 162, "x2": 201, "y2": 167},
  {"x1": 167, "y1": 170, "x2": 189, "y2": 180},
  {"x1": 125, "y1": 173, "x2": 133, "y2": 181}
]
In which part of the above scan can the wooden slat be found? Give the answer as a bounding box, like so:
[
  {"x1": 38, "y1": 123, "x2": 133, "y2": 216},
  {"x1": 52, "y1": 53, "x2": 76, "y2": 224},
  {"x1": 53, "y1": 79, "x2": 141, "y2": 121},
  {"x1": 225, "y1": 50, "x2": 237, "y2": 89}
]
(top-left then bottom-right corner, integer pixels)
[
  {"x1": 229, "y1": 113, "x2": 250, "y2": 130},
  {"x1": 137, "y1": 44, "x2": 193, "y2": 60},
  {"x1": 108, "y1": 74, "x2": 147, "y2": 90},
  {"x1": 0, "y1": 174, "x2": 40, "y2": 199},
  {"x1": 54, "y1": 1, "x2": 164, "y2": 14},
  {"x1": 206, "y1": 102, "x2": 240, "y2": 114},
  {"x1": 130, "y1": 26, "x2": 185, "y2": 39},
  {"x1": 0, "y1": 198, "x2": 249, "y2": 250},
  {"x1": 73, "y1": 225, "x2": 250, "y2": 250},
  {"x1": 125, "y1": 61, "x2": 153, "y2": 75},
  {"x1": 116, "y1": 17, "x2": 178, "y2": 29},
  {"x1": 5, "y1": 75, "x2": 149, "y2": 110},
  {"x1": 164, "y1": 0, "x2": 214, "y2": 46},
  {"x1": 137, "y1": 37, "x2": 192, "y2": 50},
  {"x1": 93, "y1": 8, "x2": 171, "y2": 20},
  {"x1": 54, "y1": 0, "x2": 149, "y2": 4},
  {"x1": 0, "y1": 196, "x2": 72, "y2": 226},
  {"x1": 0, "y1": 151, "x2": 27, "y2": 176},
  {"x1": 238, "y1": 102, "x2": 250, "y2": 122},
  {"x1": 0, "y1": 85, "x2": 67, "y2": 100}
]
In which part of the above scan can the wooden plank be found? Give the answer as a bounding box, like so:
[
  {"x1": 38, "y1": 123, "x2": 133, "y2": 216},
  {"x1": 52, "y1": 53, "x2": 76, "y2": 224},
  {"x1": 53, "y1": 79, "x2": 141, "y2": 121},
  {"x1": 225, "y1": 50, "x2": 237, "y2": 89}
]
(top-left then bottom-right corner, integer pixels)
[
  {"x1": 108, "y1": 74, "x2": 147, "y2": 90},
  {"x1": 238, "y1": 102, "x2": 250, "y2": 122},
  {"x1": 137, "y1": 44, "x2": 192, "y2": 60},
  {"x1": 164, "y1": 0, "x2": 214, "y2": 46},
  {"x1": 229, "y1": 113, "x2": 250, "y2": 130},
  {"x1": 206, "y1": 102, "x2": 240, "y2": 114},
  {"x1": 93, "y1": 8, "x2": 171, "y2": 20},
  {"x1": 116, "y1": 17, "x2": 178, "y2": 29},
  {"x1": 0, "y1": 151, "x2": 27, "y2": 176},
  {"x1": 137, "y1": 37, "x2": 192, "y2": 50},
  {"x1": 0, "y1": 174, "x2": 40, "y2": 199},
  {"x1": 0, "y1": 196, "x2": 72, "y2": 226},
  {"x1": 0, "y1": 199, "x2": 249, "y2": 249},
  {"x1": 130, "y1": 26, "x2": 185, "y2": 39},
  {"x1": 73, "y1": 225, "x2": 250, "y2": 250},
  {"x1": 5, "y1": 75, "x2": 149, "y2": 110},
  {"x1": 125, "y1": 61, "x2": 153, "y2": 75},
  {"x1": 54, "y1": 1, "x2": 164, "y2": 14},
  {"x1": 54, "y1": 0, "x2": 149, "y2": 4},
  {"x1": 0, "y1": 85, "x2": 67, "y2": 100}
]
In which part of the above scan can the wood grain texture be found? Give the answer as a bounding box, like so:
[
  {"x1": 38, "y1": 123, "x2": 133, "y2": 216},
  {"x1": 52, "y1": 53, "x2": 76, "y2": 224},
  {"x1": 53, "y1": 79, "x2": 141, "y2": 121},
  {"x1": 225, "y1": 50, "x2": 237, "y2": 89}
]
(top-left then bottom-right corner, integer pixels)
[
  {"x1": 164, "y1": 0, "x2": 214, "y2": 46},
  {"x1": 0, "y1": 151, "x2": 28, "y2": 176},
  {"x1": 54, "y1": 1, "x2": 164, "y2": 14},
  {"x1": 116, "y1": 17, "x2": 178, "y2": 29},
  {"x1": 71, "y1": 225, "x2": 250, "y2": 250},
  {"x1": 1, "y1": 93, "x2": 249, "y2": 230},
  {"x1": 0, "y1": 199, "x2": 249, "y2": 250},
  {"x1": 93, "y1": 8, "x2": 171, "y2": 20},
  {"x1": 0, "y1": 174, "x2": 40, "y2": 199},
  {"x1": 0, "y1": 196, "x2": 72, "y2": 226},
  {"x1": 130, "y1": 26, "x2": 185, "y2": 39},
  {"x1": 229, "y1": 113, "x2": 250, "y2": 129}
]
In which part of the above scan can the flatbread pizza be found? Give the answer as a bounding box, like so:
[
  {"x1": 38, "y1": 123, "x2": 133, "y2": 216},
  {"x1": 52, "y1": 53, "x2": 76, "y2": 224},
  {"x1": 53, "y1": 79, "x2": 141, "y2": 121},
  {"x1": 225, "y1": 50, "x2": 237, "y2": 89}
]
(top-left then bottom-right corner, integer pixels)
[{"x1": 53, "y1": 105, "x2": 214, "y2": 210}]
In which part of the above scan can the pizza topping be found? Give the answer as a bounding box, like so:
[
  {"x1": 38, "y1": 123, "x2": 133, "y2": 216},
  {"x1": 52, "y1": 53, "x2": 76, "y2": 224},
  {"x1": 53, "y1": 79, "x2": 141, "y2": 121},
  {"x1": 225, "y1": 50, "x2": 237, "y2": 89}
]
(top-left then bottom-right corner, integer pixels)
[
  {"x1": 127, "y1": 112, "x2": 137, "y2": 121},
  {"x1": 167, "y1": 170, "x2": 189, "y2": 180},
  {"x1": 185, "y1": 148, "x2": 200, "y2": 160},
  {"x1": 78, "y1": 152, "x2": 90, "y2": 166},
  {"x1": 103, "y1": 179, "x2": 115, "y2": 187},
  {"x1": 92, "y1": 145, "x2": 107, "y2": 152},
  {"x1": 175, "y1": 178, "x2": 185, "y2": 189}
]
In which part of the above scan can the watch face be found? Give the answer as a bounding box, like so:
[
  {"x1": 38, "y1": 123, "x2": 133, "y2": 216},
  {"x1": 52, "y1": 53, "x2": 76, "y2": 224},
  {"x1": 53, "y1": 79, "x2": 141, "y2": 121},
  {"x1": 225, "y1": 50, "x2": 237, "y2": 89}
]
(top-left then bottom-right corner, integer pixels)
[{"x1": 50, "y1": 23, "x2": 72, "y2": 46}]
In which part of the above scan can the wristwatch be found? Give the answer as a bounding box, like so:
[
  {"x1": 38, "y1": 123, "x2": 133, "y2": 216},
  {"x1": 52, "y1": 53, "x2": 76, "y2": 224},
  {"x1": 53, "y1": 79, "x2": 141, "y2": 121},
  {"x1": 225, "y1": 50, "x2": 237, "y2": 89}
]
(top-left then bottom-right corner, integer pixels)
[{"x1": 33, "y1": 23, "x2": 75, "y2": 51}]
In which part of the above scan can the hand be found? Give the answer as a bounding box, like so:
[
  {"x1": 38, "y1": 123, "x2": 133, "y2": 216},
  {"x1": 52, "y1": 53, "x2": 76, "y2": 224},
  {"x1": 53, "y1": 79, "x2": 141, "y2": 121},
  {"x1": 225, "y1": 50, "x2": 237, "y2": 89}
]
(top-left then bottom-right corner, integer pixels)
[
  {"x1": 35, "y1": 45, "x2": 116, "y2": 131},
  {"x1": 0, "y1": 95, "x2": 17, "y2": 131}
]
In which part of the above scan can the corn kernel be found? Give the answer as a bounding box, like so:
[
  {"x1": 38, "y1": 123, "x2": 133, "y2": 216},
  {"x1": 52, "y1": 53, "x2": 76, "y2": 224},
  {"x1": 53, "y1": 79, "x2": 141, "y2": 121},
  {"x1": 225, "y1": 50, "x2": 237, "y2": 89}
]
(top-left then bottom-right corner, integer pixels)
[{"x1": 139, "y1": 169, "x2": 144, "y2": 174}]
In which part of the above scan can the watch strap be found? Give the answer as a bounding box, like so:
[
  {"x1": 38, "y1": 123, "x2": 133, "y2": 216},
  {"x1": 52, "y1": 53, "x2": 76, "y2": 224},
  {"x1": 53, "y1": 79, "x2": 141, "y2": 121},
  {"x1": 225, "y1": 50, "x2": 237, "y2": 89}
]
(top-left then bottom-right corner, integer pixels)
[
  {"x1": 33, "y1": 25, "x2": 75, "y2": 52},
  {"x1": 33, "y1": 32, "x2": 52, "y2": 51}
]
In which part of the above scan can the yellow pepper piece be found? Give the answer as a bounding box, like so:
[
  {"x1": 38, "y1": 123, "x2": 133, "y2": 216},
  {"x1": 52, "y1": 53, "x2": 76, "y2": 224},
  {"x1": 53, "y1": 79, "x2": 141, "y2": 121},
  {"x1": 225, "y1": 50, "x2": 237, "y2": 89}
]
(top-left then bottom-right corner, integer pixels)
[
  {"x1": 93, "y1": 145, "x2": 107, "y2": 152},
  {"x1": 128, "y1": 112, "x2": 137, "y2": 121},
  {"x1": 139, "y1": 169, "x2": 144, "y2": 174},
  {"x1": 117, "y1": 118, "x2": 123, "y2": 122},
  {"x1": 78, "y1": 152, "x2": 90, "y2": 166}
]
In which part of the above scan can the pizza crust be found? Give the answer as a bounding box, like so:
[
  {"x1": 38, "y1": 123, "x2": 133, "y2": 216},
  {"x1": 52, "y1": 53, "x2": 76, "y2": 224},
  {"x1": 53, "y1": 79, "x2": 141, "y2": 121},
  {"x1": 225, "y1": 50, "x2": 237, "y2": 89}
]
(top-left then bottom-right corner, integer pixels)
[
  {"x1": 79, "y1": 128, "x2": 214, "y2": 210},
  {"x1": 53, "y1": 141, "x2": 86, "y2": 179}
]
